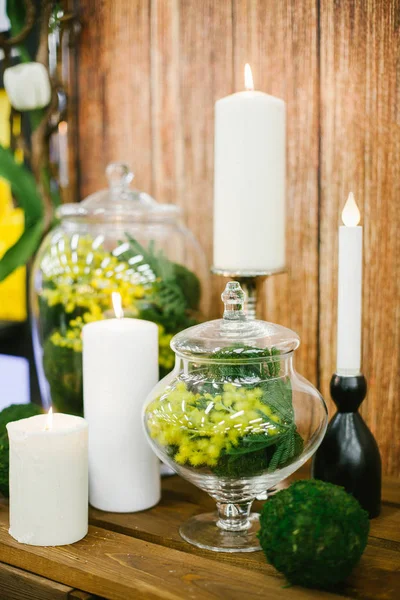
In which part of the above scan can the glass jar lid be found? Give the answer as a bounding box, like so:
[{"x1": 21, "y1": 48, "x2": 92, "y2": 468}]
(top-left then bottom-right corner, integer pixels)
[
  {"x1": 171, "y1": 281, "x2": 300, "y2": 361},
  {"x1": 57, "y1": 162, "x2": 181, "y2": 223}
]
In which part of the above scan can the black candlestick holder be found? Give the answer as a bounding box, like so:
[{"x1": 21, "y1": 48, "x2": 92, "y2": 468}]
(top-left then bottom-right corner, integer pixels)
[{"x1": 312, "y1": 373, "x2": 382, "y2": 518}]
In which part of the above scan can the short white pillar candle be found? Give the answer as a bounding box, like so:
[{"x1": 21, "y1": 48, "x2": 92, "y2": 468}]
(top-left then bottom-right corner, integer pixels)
[
  {"x1": 7, "y1": 412, "x2": 88, "y2": 546},
  {"x1": 82, "y1": 315, "x2": 160, "y2": 513}
]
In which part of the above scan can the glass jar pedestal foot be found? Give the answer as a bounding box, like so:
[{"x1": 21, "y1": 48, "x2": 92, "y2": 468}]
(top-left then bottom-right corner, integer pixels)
[{"x1": 180, "y1": 503, "x2": 261, "y2": 553}]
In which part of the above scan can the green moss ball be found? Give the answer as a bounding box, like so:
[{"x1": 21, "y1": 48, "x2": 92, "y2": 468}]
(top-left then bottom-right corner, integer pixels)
[
  {"x1": 0, "y1": 403, "x2": 42, "y2": 433},
  {"x1": 258, "y1": 479, "x2": 370, "y2": 589},
  {"x1": 0, "y1": 403, "x2": 43, "y2": 497}
]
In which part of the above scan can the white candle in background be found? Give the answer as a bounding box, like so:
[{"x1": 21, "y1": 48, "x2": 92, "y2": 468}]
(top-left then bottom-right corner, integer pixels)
[
  {"x1": 213, "y1": 64, "x2": 286, "y2": 273},
  {"x1": 7, "y1": 410, "x2": 88, "y2": 546},
  {"x1": 82, "y1": 293, "x2": 160, "y2": 513},
  {"x1": 336, "y1": 192, "x2": 362, "y2": 375},
  {"x1": 58, "y1": 120, "x2": 69, "y2": 188}
]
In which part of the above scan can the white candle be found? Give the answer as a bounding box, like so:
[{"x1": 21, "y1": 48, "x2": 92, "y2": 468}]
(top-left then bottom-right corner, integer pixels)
[
  {"x1": 58, "y1": 121, "x2": 69, "y2": 188},
  {"x1": 213, "y1": 64, "x2": 286, "y2": 273},
  {"x1": 82, "y1": 295, "x2": 160, "y2": 513},
  {"x1": 7, "y1": 411, "x2": 88, "y2": 546},
  {"x1": 336, "y1": 192, "x2": 362, "y2": 375}
]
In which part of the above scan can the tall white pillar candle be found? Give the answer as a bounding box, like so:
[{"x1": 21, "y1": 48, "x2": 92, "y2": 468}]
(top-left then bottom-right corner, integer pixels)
[
  {"x1": 336, "y1": 192, "x2": 363, "y2": 375},
  {"x1": 7, "y1": 412, "x2": 88, "y2": 546},
  {"x1": 213, "y1": 64, "x2": 286, "y2": 273},
  {"x1": 82, "y1": 310, "x2": 160, "y2": 512}
]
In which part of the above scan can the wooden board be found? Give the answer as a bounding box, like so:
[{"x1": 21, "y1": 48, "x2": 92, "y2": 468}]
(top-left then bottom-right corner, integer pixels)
[
  {"x1": 88, "y1": 474, "x2": 400, "y2": 600},
  {"x1": 232, "y1": 0, "x2": 320, "y2": 386},
  {"x1": 0, "y1": 562, "x2": 73, "y2": 600},
  {"x1": 78, "y1": 0, "x2": 152, "y2": 195},
  {"x1": 0, "y1": 506, "x2": 340, "y2": 600},
  {"x1": 76, "y1": 1, "x2": 399, "y2": 475},
  {"x1": 0, "y1": 475, "x2": 400, "y2": 599},
  {"x1": 0, "y1": 562, "x2": 95, "y2": 600},
  {"x1": 150, "y1": 0, "x2": 234, "y2": 313},
  {"x1": 318, "y1": 0, "x2": 400, "y2": 474}
]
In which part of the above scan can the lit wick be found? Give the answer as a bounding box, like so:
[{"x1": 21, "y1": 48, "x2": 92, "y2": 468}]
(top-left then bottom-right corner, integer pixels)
[
  {"x1": 44, "y1": 407, "x2": 53, "y2": 431},
  {"x1": 111, "y1": 292, "x2": 124, "y2": 319},
  {"x1": 244, "y1": 63, "x2": 254, "y2": 91},
  {"x1": 342, "y1": 192, "x2": 361, "y2": 227}
]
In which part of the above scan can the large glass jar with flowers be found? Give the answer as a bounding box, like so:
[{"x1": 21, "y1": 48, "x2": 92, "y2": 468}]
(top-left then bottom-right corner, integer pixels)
[
  {"x1": 143, "y1": 281, "x2": 328, "y2": 552},
  {"x1": 31, "y1": 163, "x2": 209, "y2": 415}
]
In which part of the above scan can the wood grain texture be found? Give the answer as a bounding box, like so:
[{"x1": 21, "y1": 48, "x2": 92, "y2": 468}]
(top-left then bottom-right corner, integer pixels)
[
  {"x1": 88, "y1": 474, "x2": 400, "y2": 600},
  {"x1": 78, "y1": 0, "x2": 319, "y2": 371},
  {"x1": 232, "y1": 0, "x2": 319, "y2": 386},
  {"x1": 319, "y1": 0, "x2": 400, "y2": 474},
  {"x1": 68, "y1": 592, "x2": 98, "y2": 600},
  {"x1": 0, "y1": 562, "x2": 73, "y2": 600},
  {"x1": 0, "y1": 507, "x2": 338, "y2": 600},
  {"x1": 1, "y1": 476, "x2": 400, "y2": 600},
  {"x1": 78, "y1": 0, "x2": 152, "y2": 195},
  {"x1": 150, "y1": 0, "x2": 233, "y2": 311},
  {"x1": 77, "y1": 0, "x2": 400, "y2": 475}
]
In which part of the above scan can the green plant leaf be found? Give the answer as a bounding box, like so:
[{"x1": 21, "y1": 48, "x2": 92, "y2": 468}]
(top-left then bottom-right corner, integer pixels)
[
  {"x1": 0, "y1": 219, "x2": 44, "y2": 281},
  {"x1": 41, "y1": 165, "x2": 61, "y2": 210},
  {"x1": 225, "y1": 433, "x2": 286, "y2": 456},
  {"x1": 6, "y1": 0, "x2": 34, "y2": 63},
  {"x1": 0, "y1": 146, "x2": 44, "y2": 280},
  {"x1": 0, "y1": 146, "x2": 44, "y2": 227},
  {"x1": 122, "y1": 235, "x2": 200, "y2": 331}
]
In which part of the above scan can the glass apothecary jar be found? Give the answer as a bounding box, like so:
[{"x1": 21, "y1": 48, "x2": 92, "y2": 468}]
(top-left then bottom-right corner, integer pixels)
[
  {"x1": 143, "y1": 282, "x2": 328, "y2": 552},
  {"x1": 31, "y1": 163, "x2": 209, "y2": 414}
]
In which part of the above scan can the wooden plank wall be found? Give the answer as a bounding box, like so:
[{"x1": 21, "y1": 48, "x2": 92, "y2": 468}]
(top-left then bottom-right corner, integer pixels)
[
  {"x1": 77, "y1": 0, "x2": 400, "y2": 476},
  {"x1": 319, "y1": 0, "x2": 400, "y2": 475}
]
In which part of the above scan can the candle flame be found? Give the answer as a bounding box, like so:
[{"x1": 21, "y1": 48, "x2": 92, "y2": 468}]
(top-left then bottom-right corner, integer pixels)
[
  {"x1": 244, "y1": 63, "x2": 254, "y2": 91},
  {"x1": 342, "y1": 192, "x2": 361, "y2": 226},
  {"x1": 112, "y1": 291, "x2": 124, "y2": 319},
  {"x1": 58, "y1": 121, "x2": 68, "y2": 135},
  {"x1": 45, "y1": 407, "x2": 53, "y2": 431}
]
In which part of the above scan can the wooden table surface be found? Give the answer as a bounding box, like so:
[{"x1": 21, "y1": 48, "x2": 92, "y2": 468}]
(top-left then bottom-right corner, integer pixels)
[{"x1": 0, "y1": 469, "x2": 399, "y2": 600}]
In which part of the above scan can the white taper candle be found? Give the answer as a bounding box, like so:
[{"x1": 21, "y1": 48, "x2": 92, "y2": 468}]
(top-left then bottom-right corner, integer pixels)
[{"x1": 336, "y1": 192, "x2": 362, "y2": 375}]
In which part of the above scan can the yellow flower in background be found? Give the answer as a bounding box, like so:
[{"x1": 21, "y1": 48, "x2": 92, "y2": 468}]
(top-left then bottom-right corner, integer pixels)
[
  {"x1": 0, "y1": 91, "x2": 26, "y2": 322},
  {"x1": 0, "y1": 179, "x2": 26, "y2": 322},
  {"x1": 41, "y1": 234, "x2": 172, "y2": 367},
  {"x1": 39, "y1": 233, "x2": 147, "y2": 317}
]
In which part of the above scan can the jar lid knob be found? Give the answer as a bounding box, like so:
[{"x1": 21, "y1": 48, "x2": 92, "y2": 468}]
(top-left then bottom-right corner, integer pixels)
[
  {"x1": 221, "y1": 281, "x2": 246, "y2": 321},
  {"x1": 106, "y1": 162, "x2": 134, "y2": 195}
]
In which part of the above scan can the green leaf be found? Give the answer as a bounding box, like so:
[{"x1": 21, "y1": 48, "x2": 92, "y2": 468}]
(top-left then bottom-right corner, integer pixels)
[
  {"x1": 41, "y1": 165, "x2": 61, "y2": 210},
  {"x1": 29, "y1": 109, "x2": 46, "y2": 133},
  {"x1": 0, "y1": 146, "x2": 45, "y2": 281},
  {"x1": 225, "y1": 433, "x2": 286, "y2": 456},
  {"x1": 0, "y1": 146, "x2": 44, "y2": 227},
  {"x1": 6, "y1": 0, "x2": 34, "y2": 62},
  {"x1": 260, "y1": 378, "x2": 294, "y2": 422},
  {"x1": 173, "y1": 262, "x2": 201, "y2": 310},
  {"x1": 0, "y1": 219, "x2": 44, "y2": 281},
  {"x1": 122, "y1": 235, "x2": 200, "y2": 331}
]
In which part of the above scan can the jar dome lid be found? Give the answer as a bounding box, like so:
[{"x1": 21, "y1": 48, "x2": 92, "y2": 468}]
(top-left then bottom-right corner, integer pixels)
[
  {"x1": 171, "y1": 281, "x2": 300, "y2": 361},
  {"x1": 57, "y1": 162, "x2": 181, "y2": 223}
]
